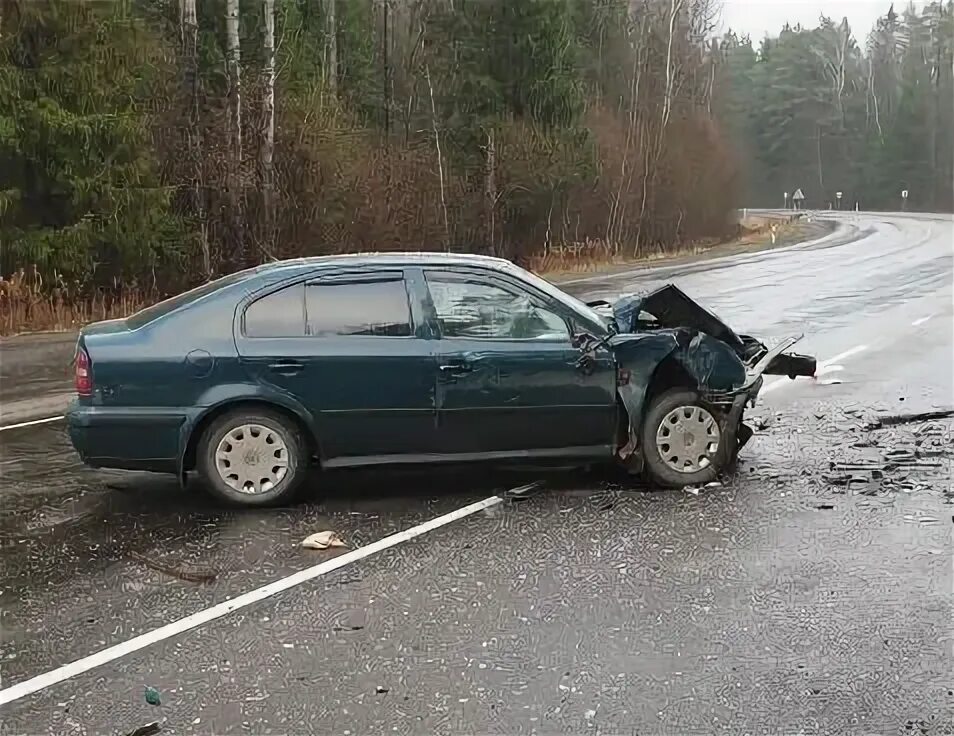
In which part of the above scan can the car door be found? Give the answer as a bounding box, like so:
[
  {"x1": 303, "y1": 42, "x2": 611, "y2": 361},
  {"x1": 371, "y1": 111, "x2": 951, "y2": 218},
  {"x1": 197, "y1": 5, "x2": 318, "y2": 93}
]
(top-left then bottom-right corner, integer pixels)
[
  {"x1": 236, "y1": 269, "x2": 439, "y2": 464},
  {"x1": 422, "y1": 268, "x2": 618, "y2": 457}
]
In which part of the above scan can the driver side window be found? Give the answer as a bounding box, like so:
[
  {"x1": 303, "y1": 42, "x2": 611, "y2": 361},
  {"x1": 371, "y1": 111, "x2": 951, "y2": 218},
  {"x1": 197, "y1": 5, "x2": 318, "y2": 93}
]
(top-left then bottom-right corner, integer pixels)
[{"x1": 426, "y1": 275, "x2": 569, "y2": 340}]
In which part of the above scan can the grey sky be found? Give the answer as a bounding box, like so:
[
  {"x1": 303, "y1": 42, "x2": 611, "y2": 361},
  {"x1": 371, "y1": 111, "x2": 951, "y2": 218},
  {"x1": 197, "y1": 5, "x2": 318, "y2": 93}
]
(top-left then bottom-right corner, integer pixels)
[{"x1": 718, "y1": 0, "x2": 917, "y2": 41}]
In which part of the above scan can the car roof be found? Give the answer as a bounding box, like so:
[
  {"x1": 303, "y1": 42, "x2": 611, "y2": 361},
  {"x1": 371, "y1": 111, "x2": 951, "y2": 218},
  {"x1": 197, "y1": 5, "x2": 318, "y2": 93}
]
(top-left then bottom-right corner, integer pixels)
[{"x1": 253, "y1": 251, "x2": 517, "y2": 276}]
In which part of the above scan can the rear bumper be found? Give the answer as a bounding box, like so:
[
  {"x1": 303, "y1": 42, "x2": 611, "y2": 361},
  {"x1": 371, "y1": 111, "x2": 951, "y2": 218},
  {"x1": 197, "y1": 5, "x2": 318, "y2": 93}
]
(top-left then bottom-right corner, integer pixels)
[{"x1": 67, "y1": 401, "x2": 186, "y2": 474}]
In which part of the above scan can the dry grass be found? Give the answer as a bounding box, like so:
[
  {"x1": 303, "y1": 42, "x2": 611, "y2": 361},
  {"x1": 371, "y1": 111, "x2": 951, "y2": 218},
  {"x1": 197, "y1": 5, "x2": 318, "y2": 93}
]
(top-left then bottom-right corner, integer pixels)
[
  {"x1": 0, "y1": 269, "x2": 151, "y2": 336},
  {"x1": 531, "y1": 222, "x2": 778, "y2": 279}
]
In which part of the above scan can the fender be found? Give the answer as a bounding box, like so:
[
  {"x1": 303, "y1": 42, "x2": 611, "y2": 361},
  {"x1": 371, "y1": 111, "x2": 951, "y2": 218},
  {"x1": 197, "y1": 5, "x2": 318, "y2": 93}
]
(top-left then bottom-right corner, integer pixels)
[
  {"x1": 611, "y1": 329, "x2": 747, "y2": 436},
  {"x1": 175, "y1": 382, "x2": 320, "y2": 479}
]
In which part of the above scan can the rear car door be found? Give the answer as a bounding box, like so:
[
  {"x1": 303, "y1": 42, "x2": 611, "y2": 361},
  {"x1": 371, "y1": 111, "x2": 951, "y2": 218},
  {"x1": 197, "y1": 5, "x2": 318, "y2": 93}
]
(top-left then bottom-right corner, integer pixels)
[
  {"x1": 236, "y1": 269, "x2": 439, "y2": 463},
  {"x1": 422, "y1": 268, "x2": 617, "y2": 457}
]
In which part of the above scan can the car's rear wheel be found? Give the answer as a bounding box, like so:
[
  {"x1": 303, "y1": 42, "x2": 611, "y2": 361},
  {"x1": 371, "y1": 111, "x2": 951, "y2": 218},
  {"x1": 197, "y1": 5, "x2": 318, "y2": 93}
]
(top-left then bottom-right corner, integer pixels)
[
  {"x1": 197, "y1": 408, "x2": 306, "y2": 507},
  {"x1": 640, "y1": 389, "x2": 729, "y2": 488}
]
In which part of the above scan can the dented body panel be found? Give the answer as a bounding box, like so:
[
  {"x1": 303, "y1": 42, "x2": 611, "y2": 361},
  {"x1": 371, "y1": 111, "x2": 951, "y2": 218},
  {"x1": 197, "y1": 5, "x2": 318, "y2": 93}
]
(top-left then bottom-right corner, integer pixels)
[
  {"x1": 604, "y1": 284, "x2": 817, "y2": 380},
  {"x1": 609, "y1": 330, "x2": 747, "y2": 424},
  {"x1": 590, "y1": 284, "x2": 816, "y2": 468}
]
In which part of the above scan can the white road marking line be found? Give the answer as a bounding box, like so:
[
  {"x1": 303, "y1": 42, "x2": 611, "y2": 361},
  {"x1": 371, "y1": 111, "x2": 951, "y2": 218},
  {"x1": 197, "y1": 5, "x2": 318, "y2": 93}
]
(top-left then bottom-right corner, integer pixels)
[
  {"x1": 0, "y1": 415, "x2": 65, "y2": 432},
  {"x1": 912, "y1": 314, "x2": 935, "y2": 326},
  {"x1": 761, "y1": 344, "x2": 868, "y2": 395},
  {"x1": 0, "y1": 494, "x2": 503, "y2": 706}
]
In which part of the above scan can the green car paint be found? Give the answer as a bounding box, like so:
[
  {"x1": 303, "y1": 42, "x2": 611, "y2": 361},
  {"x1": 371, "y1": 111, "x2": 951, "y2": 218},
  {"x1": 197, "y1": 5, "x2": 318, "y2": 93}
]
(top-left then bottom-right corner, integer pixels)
[{"x1": 66, "y1": 254, "x2": 802, "y2": 483}]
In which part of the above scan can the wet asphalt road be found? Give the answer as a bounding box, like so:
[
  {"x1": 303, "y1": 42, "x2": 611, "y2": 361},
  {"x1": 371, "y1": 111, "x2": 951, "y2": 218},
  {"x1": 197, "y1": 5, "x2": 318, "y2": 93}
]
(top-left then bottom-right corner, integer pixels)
[{"x1": 0, "y1": 211, "x2": 952, "y2": 735}]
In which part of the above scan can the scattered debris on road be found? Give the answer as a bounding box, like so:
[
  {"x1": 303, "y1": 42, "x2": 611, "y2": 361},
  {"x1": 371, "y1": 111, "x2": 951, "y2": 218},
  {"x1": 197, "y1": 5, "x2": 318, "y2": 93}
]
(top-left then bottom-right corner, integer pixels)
[
  {"x1": 685, "y1": 480, "x2": 722, "y2": 496},
  {"x1": 300, "y1": 531, "x2": 348, "y2": 550},
  {"x1": 501, "y1": 480, "x2": 544, "y2": 503},
  {"x1": 129, "y1": 551, "x2": 217, "y2": 585},
  {"x1": 795, "y1": 406, "x2": 954, "y2": 503},
  {"x1": 903, "y1": 514, "x2": 940, "y2": 525},
  {"x1": 866, "y1": 408, "x2": 954, "y2": 430},
  {"x1": 124, "y1": 723, "x2": 162, "y2": 736},
  {"x1": 375, "y1": 685, "x2": 390, "y2": 695},
  {"x1": 144, "y1": 686, "x2": 161, "y2": 706}
]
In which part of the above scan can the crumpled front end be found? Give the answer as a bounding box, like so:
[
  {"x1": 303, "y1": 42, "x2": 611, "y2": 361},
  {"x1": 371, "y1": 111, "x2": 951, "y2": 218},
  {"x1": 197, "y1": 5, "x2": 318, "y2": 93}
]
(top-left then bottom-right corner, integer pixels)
[
  {"x1": 606, "y1": 284, "x2": 817, "y2": 380},
  {"x1": 592, "y1": 284, "x2": 818, "y2": 474},
  {"x1": 610, "y1": 328, "x2": 755, "y2": 470}
]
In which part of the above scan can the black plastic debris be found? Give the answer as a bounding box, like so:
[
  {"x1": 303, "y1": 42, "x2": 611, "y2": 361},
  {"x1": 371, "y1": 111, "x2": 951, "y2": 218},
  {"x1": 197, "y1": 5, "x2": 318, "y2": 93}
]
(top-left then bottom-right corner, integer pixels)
[
  {"x1": 130, "y1": 551, "x2": 217, "y2": 585},
  {"x1": 126, "y1": 724, "x2": 162, "y2": 736},
  {"x1": 752, "y1": 416, "x2": 772, "y2": 430},
  {"x1": 815, "y1": 503, "x2": 835, "y2": 510},
  {"x1": 822, "y1": 473, "x2": 852, "y2": 486},
  {"x1": 375, "y1": 685, "x2": 390, "y2": 695},
  {"x1": 501, "y1": 480, "x2": 544, "y2": 503},
  {"x1": 872, "y1": 408, "x2": 954, "y2": 428}
]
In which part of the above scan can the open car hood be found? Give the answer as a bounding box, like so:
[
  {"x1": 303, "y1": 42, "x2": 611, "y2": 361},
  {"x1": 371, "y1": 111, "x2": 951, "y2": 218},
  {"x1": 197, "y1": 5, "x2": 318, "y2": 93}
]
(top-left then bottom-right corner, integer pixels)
[
  {"x1": 608, "y1": 285, "x2": 745, "y2": 352},
  {"x1": 587, "y1": 284, "x2": 816, "y2": 378}
]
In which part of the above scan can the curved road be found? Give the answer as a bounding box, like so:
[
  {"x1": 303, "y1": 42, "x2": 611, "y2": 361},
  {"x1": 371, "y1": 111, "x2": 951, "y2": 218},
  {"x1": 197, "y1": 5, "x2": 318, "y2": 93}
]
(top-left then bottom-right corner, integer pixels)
[{"x1": 0, "y1": 211, "x2": 951, "y2": 735}]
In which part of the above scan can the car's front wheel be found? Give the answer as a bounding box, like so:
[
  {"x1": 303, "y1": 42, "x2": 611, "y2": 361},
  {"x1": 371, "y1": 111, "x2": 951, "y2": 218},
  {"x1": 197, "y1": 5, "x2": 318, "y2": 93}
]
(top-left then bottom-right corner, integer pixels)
[
  {"x1": 640, "y1": 389, "x2": 730, "y2": 488},
  {"x1": 197, "y1": 408, "x2": 306, "y2": 507}
]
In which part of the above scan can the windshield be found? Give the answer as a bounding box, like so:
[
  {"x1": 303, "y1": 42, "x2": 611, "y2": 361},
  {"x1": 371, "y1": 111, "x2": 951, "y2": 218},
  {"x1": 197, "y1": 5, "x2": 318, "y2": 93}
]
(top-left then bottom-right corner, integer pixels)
[{"x1": 125, "y1": 270, "x2": 252, "y2": 330}]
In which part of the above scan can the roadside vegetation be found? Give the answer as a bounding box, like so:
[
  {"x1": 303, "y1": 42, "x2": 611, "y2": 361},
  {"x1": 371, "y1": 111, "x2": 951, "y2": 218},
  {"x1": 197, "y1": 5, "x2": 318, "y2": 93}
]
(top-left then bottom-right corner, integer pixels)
[{"x1": 0, "y1": 0, "x2": 951, "y2": 335}]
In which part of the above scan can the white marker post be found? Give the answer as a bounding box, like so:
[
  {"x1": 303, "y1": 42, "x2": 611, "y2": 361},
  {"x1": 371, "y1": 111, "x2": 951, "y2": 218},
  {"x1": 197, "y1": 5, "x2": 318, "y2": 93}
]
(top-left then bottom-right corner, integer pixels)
[
  {"x1": 783, "y1": 191, "x2": 789, "y2": 210},
  {"x1": 901, "y1": 189, "x2": 909, "y2": 211},
  {"x1": 835, "y1": 191, "x2": 843, "y2": 210}
]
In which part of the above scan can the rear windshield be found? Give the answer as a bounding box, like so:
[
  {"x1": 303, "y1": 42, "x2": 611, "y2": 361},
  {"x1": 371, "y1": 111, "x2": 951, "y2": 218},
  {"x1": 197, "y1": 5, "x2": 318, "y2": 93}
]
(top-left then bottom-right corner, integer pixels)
[{"x1": 125, "y1": 270, "x2": 250, "y2": 329}]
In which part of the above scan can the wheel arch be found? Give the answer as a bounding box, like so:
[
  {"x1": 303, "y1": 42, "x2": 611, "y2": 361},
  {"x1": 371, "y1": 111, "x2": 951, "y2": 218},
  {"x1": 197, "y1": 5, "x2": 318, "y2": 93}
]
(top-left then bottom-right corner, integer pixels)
[
  {"x1": 181, "y1": 399, "x2": 321, "y2": 472},
  {"x1": 616, "y1": 353, "x2": 698, "y2": 451},
  {"x1": 643, "y1": 355, "x2": 699, "y2": 410}
]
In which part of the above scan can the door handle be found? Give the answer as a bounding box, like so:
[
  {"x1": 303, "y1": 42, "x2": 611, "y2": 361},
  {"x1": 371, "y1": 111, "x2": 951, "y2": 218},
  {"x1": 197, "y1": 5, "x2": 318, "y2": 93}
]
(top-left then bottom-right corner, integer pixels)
[
  {"x1": 268, "y1": 359, "x2": 304, "y2": 375},
  {"x1": 439, "y1": 360, "x2": 473, "y2": 376}
]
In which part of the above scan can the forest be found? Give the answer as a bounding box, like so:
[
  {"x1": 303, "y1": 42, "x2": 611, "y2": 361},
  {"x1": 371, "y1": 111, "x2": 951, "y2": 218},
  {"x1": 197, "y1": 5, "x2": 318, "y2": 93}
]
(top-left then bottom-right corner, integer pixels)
[
  {"x1": 0, "y1": 0, "x2": 951, "y2": 325},
  {"x1": 717, "y1": 3, "x2": 954, "y2": 212}
]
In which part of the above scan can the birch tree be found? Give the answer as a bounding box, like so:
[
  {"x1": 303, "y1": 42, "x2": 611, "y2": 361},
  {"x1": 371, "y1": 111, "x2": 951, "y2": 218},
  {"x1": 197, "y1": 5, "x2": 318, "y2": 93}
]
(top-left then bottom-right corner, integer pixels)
[
  {"x1": 261, "y1": 0, "x2": 275, "y2": 255},
  {"x1": 326, "y1": 0, "x2": 337, "y2": 96},
  {"x1": 225, "y1": 0, "x2": 244, "y2": 264},
  {"x1": 180, "y1": 0, "x2": 208, "y2": 277}
]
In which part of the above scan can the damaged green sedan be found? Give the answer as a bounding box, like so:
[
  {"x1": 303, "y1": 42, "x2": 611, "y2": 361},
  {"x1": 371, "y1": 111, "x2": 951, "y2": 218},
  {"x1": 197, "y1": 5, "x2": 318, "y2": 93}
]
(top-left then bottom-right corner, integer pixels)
[{"x1": 67, "y1": 254, "x2": 815, "y2": 506}]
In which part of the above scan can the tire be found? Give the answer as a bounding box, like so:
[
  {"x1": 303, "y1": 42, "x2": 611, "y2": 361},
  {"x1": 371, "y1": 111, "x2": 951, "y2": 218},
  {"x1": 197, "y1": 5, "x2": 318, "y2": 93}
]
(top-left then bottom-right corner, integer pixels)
[
  {"x1": 197, "y1": 408, "x2": 306, "y2": 507},
  {"x1": 640, "y1": 388, "x2": 730, "y2": 489}
]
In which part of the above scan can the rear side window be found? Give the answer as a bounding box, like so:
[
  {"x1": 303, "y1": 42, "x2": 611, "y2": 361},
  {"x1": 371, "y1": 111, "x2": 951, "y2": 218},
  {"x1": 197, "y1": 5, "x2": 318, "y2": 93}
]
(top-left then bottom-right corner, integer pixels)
[
  {"x1": 244, "y1": 283, "x2": 305, "y2": 337},
  {"x1": 126, "y1": 270, "x2": 249, "y2": 330},
  {"x1": 305, "y1": 280, "x2": 412, "y2": 337}
]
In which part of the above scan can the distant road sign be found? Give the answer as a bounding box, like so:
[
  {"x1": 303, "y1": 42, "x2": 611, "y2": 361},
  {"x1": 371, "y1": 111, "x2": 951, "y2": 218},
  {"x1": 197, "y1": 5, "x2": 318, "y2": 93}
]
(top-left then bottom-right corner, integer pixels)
[
  {"x1": 836, "y1": 191, "x2": 843, "y2": 199},
  {"x1": 901, "y1": 189, "x2": 909, "y2": 198},
  {"x1": 792, "y1": 188, "x2": 805, "y2": 200}
]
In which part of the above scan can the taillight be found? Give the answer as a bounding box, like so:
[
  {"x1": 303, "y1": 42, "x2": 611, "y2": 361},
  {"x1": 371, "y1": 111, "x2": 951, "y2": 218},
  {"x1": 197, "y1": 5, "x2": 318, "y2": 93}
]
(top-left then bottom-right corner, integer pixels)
[{"x1": 75, "y1": 347, "x2": 93, "y2": 396}]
